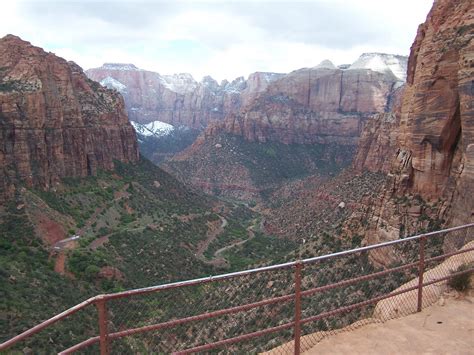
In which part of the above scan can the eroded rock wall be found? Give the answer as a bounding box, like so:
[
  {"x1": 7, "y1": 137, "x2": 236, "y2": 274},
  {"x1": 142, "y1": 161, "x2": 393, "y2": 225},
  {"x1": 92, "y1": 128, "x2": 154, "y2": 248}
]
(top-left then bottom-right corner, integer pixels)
[{"x1": 0, "y1": 35, "x2": 139, "y2": 198}]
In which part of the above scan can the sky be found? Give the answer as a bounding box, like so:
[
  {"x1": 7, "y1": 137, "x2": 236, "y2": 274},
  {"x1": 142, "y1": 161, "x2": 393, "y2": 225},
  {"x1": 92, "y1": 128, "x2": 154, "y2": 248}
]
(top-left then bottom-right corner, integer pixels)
[{"x1": 1, "y1": 0, "x2": 434, "y2": 82}]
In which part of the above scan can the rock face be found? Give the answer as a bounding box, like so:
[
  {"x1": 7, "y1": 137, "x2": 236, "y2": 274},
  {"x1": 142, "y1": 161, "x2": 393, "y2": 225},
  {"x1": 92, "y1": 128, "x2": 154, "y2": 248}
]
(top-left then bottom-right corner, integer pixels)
[
  {"x1": 348, "y1": 0, "x2": 474, "y2": 254},
  {"x1": 396, "y1": 0, "x2": 473, "y2": 206},
  {"x1": 86, "y1": 65, "x2": 284, "y2": 129},
  {"x1": 353, "y1": 85, "x2": 405, "y2": 173},
  {"x1": 207, "y1": 64, "x2": 404, "y2": 146},
  {"x1": 0, "y1": 35, "x2": 139, "y2": 198}
]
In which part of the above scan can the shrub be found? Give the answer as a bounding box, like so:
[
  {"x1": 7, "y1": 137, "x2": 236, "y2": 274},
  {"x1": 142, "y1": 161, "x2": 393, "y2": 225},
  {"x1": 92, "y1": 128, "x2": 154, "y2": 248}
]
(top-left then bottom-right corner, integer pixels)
[{"x1": 447, "y1": 264, "x2": 473, "y2": 292}]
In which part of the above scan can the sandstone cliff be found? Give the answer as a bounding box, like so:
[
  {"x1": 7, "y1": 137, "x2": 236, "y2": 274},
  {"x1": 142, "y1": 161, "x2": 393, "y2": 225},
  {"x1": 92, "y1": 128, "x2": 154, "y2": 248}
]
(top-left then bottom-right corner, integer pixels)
[
  {"x1": 216, "y1": 66, "x2": 401, "y2": 145},
  {"x1": 86, "y1": 64, "x2": 284, "y2": 129},
  {"x1": 350, "y1": 0, "x2": 474, "y2": 250},
  {"x1": 0, "y1": 35, "x2": 139, "y2": 198}
]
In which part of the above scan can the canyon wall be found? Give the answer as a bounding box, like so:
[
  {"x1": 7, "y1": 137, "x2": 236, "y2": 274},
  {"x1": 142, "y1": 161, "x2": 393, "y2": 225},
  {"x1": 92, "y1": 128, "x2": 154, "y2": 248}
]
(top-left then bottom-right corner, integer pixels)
[
  {"x1": 215, "y1": 66, "x2": 402, "y2": 145},
  {"x1": 0, "y1": 35, "x2": 139, "y2": 198},
  {"x1": 350, "y1": 0, "x2": 474, "y2": 250},
  {"x1": 86, "y1": 65, "x2": 284, "y2": 129}
]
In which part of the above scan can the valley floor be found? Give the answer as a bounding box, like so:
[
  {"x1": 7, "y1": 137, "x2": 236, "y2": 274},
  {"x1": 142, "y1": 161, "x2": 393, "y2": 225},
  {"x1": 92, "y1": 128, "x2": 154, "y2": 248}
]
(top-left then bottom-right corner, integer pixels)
[{"x1": 302, "y1": 292, "x2": 473, "y2": 355}]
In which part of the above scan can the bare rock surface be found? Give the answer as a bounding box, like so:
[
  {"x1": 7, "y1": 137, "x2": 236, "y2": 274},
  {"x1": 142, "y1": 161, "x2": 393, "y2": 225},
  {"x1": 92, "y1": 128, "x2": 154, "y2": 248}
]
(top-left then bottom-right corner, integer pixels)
[{"x1": 0, "y1": 35, "x2": 139, "y2": 198}]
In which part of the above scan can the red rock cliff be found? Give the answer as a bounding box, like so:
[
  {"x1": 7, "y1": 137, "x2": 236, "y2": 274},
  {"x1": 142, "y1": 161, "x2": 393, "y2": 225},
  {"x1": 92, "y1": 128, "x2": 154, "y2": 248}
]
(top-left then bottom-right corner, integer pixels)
[
  {"x1": 212, "y1": 66, "x2": 401, "y2": 145},
  {"x1": 86, "y1": 65, "x2": 283, "y2": 129},
  {"x1": 349, "y1": 0, "x2": 473, "y2": 251},
  {"x1": 0, "y1": 35, "x2": 139, "y2": 197}
]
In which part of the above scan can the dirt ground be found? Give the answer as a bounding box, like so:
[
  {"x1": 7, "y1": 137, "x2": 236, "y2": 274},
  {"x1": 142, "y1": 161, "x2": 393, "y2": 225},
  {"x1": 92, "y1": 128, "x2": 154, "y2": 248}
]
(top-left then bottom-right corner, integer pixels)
[{"x1": 303, "y1": 292, "x2": 474, "y2": 355}]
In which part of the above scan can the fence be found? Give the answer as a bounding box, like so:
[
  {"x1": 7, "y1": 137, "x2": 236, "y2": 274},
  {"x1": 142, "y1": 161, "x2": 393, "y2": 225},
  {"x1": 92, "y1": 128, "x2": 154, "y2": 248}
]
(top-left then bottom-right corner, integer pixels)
[{"x1": 1, "y1": 223, "x2": 473, "y2": 354}]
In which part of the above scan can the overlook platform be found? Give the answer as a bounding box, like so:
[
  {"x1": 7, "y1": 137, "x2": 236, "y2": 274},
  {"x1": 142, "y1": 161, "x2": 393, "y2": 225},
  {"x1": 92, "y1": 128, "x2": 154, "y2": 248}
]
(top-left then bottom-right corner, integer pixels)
[{"x1": 304, "y1": 292, "x2": 473, "y2": 355}]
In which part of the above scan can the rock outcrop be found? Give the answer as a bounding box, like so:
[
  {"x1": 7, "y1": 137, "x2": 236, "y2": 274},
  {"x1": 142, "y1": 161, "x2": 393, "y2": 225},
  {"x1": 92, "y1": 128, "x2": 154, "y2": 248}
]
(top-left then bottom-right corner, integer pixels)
[
  {"x1": 349, "y1": 0, "x2": 474, "y2": 252},
  {"x1": 86, "y1": 65, "x2": 284, "y2": 129},
  {"x1": 216, "y1": 66, "x2": 402, "y2": 145},
  {"x1": 396, "y1": 0, "x2": 473, "y2": 207},
  {"x1": 0, "y1": 35, "x2": 139, "y2": 198}
]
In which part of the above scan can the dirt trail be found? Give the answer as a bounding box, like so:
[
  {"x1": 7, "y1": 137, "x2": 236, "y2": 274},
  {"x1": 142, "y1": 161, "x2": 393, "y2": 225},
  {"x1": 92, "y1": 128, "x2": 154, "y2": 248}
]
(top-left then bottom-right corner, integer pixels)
[
  {"x1": 50, "y1": 184, "x2": 130, "y2": 275},
  {"x1": 195, "y1": 216, "x2": 228, "y2": 260},
  {"x1": 198, "y1": 219, "x2": 258, "y2": 267},
  {"x1": 265, "y1": 291, "x2": 474, "y2": 354},
  {"x1": 214, "y1": 224, "x2": 256, "y2": 258},
  {"x1": 54, "y1": 252, "x2": 66, "y2": 274}
]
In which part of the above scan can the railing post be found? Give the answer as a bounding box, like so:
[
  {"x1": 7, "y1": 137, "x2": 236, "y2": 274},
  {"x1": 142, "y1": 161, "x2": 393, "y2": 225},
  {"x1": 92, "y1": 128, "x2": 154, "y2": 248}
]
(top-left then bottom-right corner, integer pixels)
[
  {"x1": 417, "y1": 235, "x2": 426, "y2": 312},
  {"x1": 294, "y1": 262, "x2": 302, "y2": 355},
  {"x1": 96, "y1": 297, "x2": 110, "y2": 355}
]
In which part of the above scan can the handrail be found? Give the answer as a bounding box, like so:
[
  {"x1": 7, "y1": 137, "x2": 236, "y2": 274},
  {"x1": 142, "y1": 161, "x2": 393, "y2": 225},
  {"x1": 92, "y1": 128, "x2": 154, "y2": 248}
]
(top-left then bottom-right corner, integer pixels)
[
  {"x1": 0, "y1": 296, "x2": 98, "y2": 351},
  {"x1": 1, "y1": 222, "x2": 472, "y2": 353},
  {"x1": 101, "y1": 222, "x2": 474, "y2": 301}
]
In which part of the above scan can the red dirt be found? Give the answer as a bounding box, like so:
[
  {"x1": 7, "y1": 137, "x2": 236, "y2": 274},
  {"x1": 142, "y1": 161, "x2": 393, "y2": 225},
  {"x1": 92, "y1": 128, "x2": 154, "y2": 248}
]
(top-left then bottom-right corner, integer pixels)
[
  {"x1": 54, "y1": 252, "x2": 66, "y2": 274},
  {"x1": 38, "y1": 217, "x2": 67, "y2": 245}
]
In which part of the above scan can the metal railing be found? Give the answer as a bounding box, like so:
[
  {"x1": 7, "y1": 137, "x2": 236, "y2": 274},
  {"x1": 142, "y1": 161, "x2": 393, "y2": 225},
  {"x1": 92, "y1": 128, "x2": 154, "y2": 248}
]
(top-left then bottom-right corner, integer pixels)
[{"x1": 1, "y1": 223, "x2": 473, "y2": 354}]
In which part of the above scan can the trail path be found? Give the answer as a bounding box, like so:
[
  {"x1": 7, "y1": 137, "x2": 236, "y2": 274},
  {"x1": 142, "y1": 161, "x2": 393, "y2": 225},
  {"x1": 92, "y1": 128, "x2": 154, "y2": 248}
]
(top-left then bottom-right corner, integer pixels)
[
  {"x1": 214, "y1": 224, "x2": 256, "y2": 258},
  {"x1": 195, "y1": 216, "x2": 228, "y2": 260},
  {"x1": 50, "y1": 184, "x2": 129, "y2": 275},
  {"x1": 265, "y1": 292, "x2": 474, "y2": 354},
  {"x1": 198, "y1": 218, "x2": 258, "y2": 267}
]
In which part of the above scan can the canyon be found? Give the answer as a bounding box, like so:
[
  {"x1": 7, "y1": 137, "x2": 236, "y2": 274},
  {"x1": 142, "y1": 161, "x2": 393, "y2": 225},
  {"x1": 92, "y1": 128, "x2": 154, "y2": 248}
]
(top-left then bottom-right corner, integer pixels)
[
  {"x1": 162, "y1": 57, "x2": 405, "y2": 199},
  {"x1": 1, "y1": 0, "x2": 473, "y2": 352}
]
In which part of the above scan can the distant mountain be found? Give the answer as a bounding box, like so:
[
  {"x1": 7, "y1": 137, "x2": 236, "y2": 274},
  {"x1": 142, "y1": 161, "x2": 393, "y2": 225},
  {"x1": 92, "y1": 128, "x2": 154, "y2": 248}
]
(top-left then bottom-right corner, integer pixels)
[
  {"x1": 86, "y1": 65, "x2": 284, "y2": 129},
  {"x1": 349, "y1": 53, "x2": 408, "y2": 82},
  {"x1": 131, "y1": 120, "x2": 174, "y2": 138},
  {"x1": 87, "y1": 55, "x2": 406, "y2": 165}
]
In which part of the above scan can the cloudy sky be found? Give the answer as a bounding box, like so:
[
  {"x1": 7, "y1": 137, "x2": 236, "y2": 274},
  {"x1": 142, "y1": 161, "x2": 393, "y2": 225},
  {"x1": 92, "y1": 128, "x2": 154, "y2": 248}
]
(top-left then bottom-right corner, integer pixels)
[{"x1": 1, "y1": 0, "x2": 434, "y2": 81}]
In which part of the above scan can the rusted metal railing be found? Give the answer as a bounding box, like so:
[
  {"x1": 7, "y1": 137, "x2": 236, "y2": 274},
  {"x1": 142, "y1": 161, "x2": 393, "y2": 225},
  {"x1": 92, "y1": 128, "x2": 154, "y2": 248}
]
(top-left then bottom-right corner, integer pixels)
[{"x1": 1, "y1": 223, "x2": 473, "y2": 354}]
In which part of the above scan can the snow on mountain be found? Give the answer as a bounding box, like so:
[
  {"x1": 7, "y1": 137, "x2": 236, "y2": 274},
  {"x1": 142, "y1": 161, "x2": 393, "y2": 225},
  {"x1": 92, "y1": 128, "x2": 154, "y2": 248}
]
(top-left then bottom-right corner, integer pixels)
[
  {"x1": 349, "y1": 53, "x2": 408, "y2": 81},
  {"x1": 131, "y1": 120, "x2": 174, "y2": 137},
  {"x1": 224, "y1": 76, "x2": 246, "y2": 93},
  {"x1": 314, "y1": 60, "x2": 337, "y2": 70},
  {"x1": 100, "y1": 76, "x2": 127, "y2": 92},
  {"x1": 102, "y1": 63, "x2": 140, "y2": 71},
  {"x1": 160, "y1": 73, "x2": 198, "y2": 94}
]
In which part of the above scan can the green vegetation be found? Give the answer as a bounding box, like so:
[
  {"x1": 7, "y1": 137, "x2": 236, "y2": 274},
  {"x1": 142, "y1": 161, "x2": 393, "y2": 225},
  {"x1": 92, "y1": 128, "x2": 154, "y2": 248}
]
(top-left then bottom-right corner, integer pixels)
[
  {"x1": 0, "y1": 202, "x2": 98, "y2": 352},
  {"x1": 222, "y1": 232, "x2": 298, "y2": 271},
  {"x1": 235, "y1": 136, "x2": 353, "y2": 187},
  {"x1": 0, "y1": 81, "x2": 16, "y2": 91},
  {"x1": 447, "y1": 264, "x2": 473, "y2": 292},
  {"x1": 3, "y1": 151, "x2": 455, "y2": 353},
  {"x1": 166, "y1": 133, "x2": 355, "y2": 202}
]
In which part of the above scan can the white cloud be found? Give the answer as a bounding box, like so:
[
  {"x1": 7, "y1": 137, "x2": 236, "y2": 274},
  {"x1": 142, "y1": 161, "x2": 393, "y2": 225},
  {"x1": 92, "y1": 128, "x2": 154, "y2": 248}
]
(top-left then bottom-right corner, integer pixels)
[{"x1": 0, "y1": 0, "x2": 434, "y2": 81}]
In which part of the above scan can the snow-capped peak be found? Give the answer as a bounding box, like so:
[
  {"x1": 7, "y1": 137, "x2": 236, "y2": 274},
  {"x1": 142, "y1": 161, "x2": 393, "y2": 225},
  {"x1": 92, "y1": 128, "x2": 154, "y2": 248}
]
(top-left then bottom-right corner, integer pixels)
[
  {"x1": 224, "y1": 76, "x2": 247, "y2": 93},
  {"x1": 160, "y1": 73, "x2": 197, "y2": 94},
  {"x1": 101, "y1": 63, "x2": 139, "y2": 71},
  {"x1": 349, "y1": 53, "x2": 408, "y2": 81},
  {"x1": 131, "y1": 120, "x2": 174, "y2": 137},
  {"x1": 100, "y1": 76, "x2": 127, "y2": 92}
]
